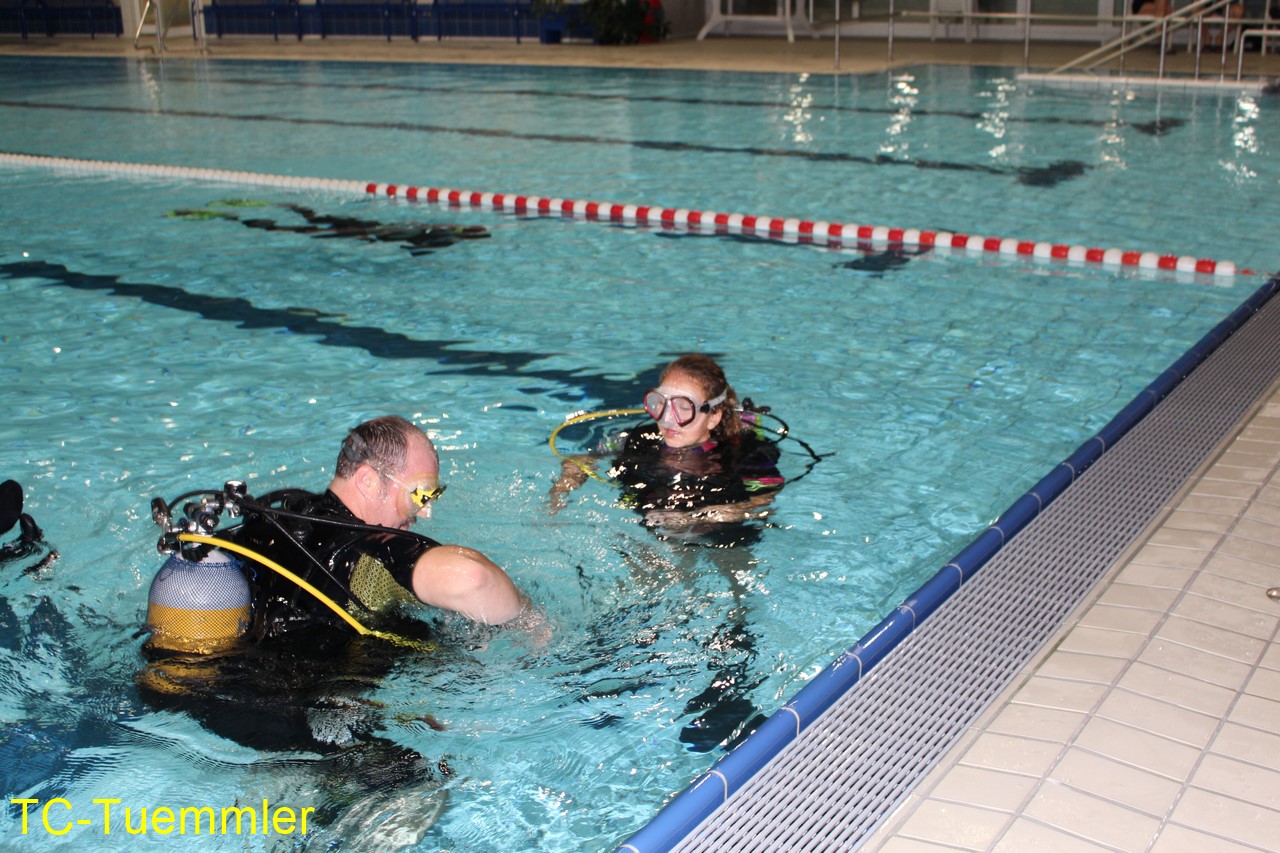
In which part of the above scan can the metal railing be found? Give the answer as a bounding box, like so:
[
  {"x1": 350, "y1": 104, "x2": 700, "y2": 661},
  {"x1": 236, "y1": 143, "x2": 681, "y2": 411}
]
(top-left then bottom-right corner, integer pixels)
[
  {"x1": 826, "y1": 0, "x2": 1277, "y2": 81},
  {"x1": 133, "y1": 0, "x2": 205, "y2": 50},
  {"x1": 1237, "y1": 26, "x2": 1280, "y2": 76},
  {"x1": 1049, "y1": 0, "x2": 1241, "y2": 75}
]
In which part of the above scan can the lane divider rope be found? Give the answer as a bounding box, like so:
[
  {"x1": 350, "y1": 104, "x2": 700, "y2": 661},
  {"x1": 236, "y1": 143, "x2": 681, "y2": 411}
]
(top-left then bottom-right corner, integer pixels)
[{"x1": 1, "y1": 152, "x2": 1249, "y2": 277}]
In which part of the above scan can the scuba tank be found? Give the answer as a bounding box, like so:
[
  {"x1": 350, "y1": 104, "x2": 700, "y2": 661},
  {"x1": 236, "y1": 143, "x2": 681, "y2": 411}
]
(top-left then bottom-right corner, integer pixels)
[
  {"x1": 144, "y1": 549, "x2": 251, "y2": 654},
  {"x1": 144, "y1": 484, "x2": 251, "y2": 654}
]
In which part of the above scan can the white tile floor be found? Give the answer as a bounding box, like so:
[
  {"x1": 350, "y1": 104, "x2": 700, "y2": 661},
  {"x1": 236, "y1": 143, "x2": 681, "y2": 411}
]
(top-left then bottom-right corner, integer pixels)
[{"x1": 870, "y1": 382, "x2": 1280, "y2": 852}]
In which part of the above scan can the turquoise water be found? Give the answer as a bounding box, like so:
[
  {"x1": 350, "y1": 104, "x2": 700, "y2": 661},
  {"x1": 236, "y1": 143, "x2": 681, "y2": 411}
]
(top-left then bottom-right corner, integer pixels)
[{"x1": 0, "y1": 56, "x2": 1276, "y2": 852}]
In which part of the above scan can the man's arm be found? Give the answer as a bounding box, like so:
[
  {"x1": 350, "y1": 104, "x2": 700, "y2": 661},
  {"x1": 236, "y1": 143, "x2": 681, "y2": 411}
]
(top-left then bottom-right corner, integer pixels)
[{"x1": 411, "y1": 545, "x2": 527, "y2": 625}]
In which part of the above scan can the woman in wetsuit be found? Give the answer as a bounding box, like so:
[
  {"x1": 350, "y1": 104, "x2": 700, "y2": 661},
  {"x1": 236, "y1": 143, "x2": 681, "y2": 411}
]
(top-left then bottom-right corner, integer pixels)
[
  {"x1": 549, "y1": 355, "x2": 788, "y2": 749},
  {"x1": 550, "y1": 354, "x2": 784, "y2": 535}
]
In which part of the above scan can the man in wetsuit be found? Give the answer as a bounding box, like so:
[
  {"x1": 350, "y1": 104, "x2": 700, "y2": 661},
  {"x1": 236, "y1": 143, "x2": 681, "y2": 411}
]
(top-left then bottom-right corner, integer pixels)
[
  {"x1": 139, "y1": 416, "x2": 532, "y2": 760},
  {"x1": 237, "y1": 414, "x2": 529, "y2": 640}
]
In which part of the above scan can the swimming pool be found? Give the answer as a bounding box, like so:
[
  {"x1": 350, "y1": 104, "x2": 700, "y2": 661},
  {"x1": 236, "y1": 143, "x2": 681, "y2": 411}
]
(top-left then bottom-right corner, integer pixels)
[{"x1": 1, "y1": 55, "x2": 1276, "y2": 852}]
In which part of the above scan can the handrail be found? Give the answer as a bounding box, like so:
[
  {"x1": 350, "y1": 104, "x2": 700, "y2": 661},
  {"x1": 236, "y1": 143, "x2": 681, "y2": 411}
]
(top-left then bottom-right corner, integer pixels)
[
  {"x1": 1051, "y1": 0, "x2": 1214, "y2": 72},
  {"x1": 889, "y1": 9, "x2": 1196, "y2": 67},
  {"x1": 857, "y1": 0, "x2": 1270, "y2": 76},
  {"x1": 1237, "y1": 27, "x2": 1280, "y2": 79},
  {"x1": 133, "y1": 0, "x2": 206, "y2": 53},
  {"x1": 1050, "y1": 0, "x2": 1245, "y2": 74},
  {"x1": 133, "y1": 0, "x2": 165, "y2": 50}
]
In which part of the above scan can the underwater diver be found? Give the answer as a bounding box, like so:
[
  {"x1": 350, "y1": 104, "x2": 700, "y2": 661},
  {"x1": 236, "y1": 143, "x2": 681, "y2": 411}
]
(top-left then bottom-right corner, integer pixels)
[
  {"x1": 0, "y1": 479, "x2": 57, "y2": 573},
  {"x1": 168, "y1": 201, "x2": 491, "y2": 257},
  {"x1": 138, "y1": 417, "x2": 538, "y2": 839},
  {"x1": 838, "y1": 243, "x2": 933, "y2": 278},
  {"x1": 548, "y1": 355, "x2": 789, "y2": 750}
]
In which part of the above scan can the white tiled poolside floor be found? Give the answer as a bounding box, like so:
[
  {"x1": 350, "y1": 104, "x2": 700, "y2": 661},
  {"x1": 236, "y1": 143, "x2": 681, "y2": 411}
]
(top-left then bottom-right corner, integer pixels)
[
  {"x1": 4, "y1": 32, "x2": 1278, "y2": 851},
  {"x1": 867, "y1": 379, "x2": 1280, "y2": 852}
]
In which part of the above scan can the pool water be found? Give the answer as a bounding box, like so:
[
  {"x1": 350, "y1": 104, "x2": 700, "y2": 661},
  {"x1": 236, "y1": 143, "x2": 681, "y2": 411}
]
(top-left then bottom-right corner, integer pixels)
[{"x1": 0, "y1": 56, "x2": 1276, "y2": 852}]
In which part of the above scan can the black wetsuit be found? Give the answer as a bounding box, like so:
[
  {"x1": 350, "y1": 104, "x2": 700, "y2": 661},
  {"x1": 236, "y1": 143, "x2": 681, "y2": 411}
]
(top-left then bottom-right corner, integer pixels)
[
  {"x1": 608, "y1": 422, "x2": 784, "y2": 548},
  {"x1": 230, "y1": 488, "x2": 439, "y2": 641},
  {"x1": 610, "y1": 422, "x2": 784, "y2": 513},
  {"x1": 138, "y1": 490, "x2": 443, "y2": 764}
]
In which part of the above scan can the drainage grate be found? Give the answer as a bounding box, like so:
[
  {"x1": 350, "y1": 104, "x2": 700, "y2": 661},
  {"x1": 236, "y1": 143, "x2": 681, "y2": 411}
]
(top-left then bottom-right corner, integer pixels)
[{"x1": 667, "y1": 286, "x2": 1280, "y2": 853}]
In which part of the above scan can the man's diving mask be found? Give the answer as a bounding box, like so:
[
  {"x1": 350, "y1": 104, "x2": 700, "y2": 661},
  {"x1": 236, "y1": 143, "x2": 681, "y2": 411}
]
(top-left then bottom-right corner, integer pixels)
[
  {"x1": 643, "y1": 388, "x2": 728, "y2": 427},
  {"x1": 405, "y1": 483, "x2": 447, "y2": 509},
  {"x1": 375, "y1": 467, "x2": 447, "y2": 511}
]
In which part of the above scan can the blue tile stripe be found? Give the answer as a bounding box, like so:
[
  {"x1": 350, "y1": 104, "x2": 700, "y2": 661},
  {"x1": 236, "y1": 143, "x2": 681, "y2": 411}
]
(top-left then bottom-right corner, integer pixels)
[{"x1": 619, "y1": 274, "x2": 1280, "y2": 853}]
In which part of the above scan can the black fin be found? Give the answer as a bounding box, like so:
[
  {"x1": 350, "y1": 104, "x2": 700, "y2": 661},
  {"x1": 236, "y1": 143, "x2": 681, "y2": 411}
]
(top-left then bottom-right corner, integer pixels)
[{"x1": 0, "y1": 480, "x2": 22, "y2": 537}]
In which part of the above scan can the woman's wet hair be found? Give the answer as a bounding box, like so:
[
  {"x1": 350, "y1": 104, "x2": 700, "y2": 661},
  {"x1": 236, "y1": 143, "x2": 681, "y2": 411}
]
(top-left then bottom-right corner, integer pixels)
[
  {"x1": 661, "y1": 354, "x2": 743, "y2": 440},
  {"x1": 336, "y1": 416, "x2": 422, "y2": 477}
]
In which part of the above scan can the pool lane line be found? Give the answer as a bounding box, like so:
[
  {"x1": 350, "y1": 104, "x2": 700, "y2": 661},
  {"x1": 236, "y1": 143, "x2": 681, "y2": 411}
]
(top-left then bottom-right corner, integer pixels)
[
  {"x1": 217, "y1": 76, "x2": 1187, "y2": 135},
  {"x1": 365, "y1": 182, "x2": 1251, "y2": 277},
  {"x1": 0, "y1": 100, "x2": 1081, "y2": 185},
  {"x1": 0, "y1": 151, "x2": 1249, "y2": 278}
]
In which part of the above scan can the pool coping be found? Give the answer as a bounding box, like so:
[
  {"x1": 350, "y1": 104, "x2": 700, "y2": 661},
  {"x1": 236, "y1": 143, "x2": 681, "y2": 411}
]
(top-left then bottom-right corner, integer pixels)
[{"x1": 1017, "y1": 70, "x2": 1275, "y2": 93}]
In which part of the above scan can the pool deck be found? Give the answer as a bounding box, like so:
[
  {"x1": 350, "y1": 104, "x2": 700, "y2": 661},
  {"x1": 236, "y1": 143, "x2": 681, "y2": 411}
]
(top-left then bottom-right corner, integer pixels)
[
  {"x1": 4, "y1": 28, "x2": 1280, "y2": 78},
  {"x1": 4, "y1": 30, "x2": 1279, "y2": 852},
  {"x1": 866, "y1": 372, "x2": 1280, "y2": 852}
]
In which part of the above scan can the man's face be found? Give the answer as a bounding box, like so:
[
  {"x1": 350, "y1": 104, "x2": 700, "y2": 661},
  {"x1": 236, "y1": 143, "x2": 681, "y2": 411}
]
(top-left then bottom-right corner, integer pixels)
[{"x1": 369, "y1": 436, "x2": 442, "y2": 530}]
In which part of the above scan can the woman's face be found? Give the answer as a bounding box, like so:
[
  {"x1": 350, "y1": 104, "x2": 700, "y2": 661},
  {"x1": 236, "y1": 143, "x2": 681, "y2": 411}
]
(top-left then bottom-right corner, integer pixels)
[{"x1": 649, "y1": 370, "x2": 723, "y2": 449}]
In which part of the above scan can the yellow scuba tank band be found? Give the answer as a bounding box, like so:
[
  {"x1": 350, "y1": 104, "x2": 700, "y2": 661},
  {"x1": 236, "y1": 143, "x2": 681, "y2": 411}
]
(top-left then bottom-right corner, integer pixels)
[{"x1": 176, "y1": 533, "x2": 434, "y2": 652}]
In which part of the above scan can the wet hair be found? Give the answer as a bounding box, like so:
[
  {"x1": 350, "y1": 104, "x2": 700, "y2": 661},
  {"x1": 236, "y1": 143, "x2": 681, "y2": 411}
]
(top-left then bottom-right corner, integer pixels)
[
  {"x1": 660, "y1": 354, "x2": 743, "y2": 440},
  {"x1": 335, "y1": 416, "x2": 429, "y2": 478}
]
